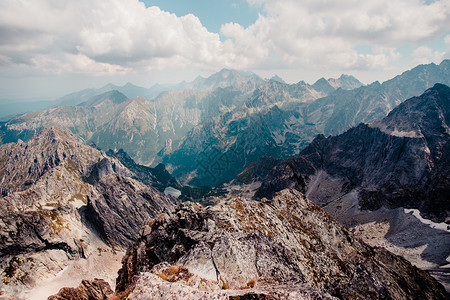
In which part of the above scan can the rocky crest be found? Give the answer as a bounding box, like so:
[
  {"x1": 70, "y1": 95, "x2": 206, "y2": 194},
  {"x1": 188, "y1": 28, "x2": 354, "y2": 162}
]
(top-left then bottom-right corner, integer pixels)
[
  {"x1": 0, "y1": 127, "x2": 177, "y2": 298},
  {"x1": 114, "y1": 189, "x2": 447, "y2": 299}
]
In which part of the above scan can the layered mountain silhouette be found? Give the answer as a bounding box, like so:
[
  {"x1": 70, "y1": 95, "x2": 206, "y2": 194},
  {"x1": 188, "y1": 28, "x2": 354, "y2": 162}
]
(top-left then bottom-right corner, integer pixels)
[
  {"x1": 165, "y1": 60, "x2": 450, "y2": 186},
  {"x1": 0, "y1": 68, "x2": 365, "y2": 180}
]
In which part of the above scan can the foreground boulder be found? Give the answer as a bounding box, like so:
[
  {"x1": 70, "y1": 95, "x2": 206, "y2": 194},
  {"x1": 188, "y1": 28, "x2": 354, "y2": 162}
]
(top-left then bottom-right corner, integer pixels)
[
  {"x1": 115, "y1": 189, "x2": 447, "y2": 299},
  {"x1": 48, "y1": 279, "x2": 113, "y2": 300}
]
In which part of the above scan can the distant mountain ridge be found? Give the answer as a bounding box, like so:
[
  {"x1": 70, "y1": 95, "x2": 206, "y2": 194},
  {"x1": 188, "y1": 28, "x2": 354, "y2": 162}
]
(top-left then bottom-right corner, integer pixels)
[
  {"x1": 164, "y1": 60, "x2": 450, "y2": 186},
  {"x1": 55, "y1": 69, "x2": 267, "y2": 107},
  {"x1": 0, "y1": 68, "x2": 356, "y2": 168},
  {"x1": 1, "y1": 61, "x2": 448, "y2": 188}
]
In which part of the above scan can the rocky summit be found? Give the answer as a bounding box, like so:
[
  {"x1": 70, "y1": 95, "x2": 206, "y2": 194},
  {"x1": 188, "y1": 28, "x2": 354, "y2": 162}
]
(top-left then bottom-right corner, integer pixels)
[
  {"x1": 109, "y1": 189, "x2": 446, "y2": 299},
  {"x1": 0, "y1": 127, "x2": 177, "y2": 298}
]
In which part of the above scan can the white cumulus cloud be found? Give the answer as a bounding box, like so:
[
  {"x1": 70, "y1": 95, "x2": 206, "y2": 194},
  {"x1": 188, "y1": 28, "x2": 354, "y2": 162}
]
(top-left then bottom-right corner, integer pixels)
[
  {"x1": 412, "y1": 46, "x2": 446, "y2": 65},
  {"x1": 0, "y1": 0, "x2": 233, "y2": 75},
  {"x1": 221, "y1": 0, "x2": 450, "y2": 72},
  {"x1": 0, "y1": 0, "x2": 448, "y2": 80}
]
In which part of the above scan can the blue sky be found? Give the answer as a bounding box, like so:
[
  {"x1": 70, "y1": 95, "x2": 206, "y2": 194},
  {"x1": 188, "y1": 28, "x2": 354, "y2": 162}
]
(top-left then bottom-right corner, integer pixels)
[
  {"x1": 140, "y1": 0, "x2": 260, "y2": 34},
  {"x1": 0, "y1": 0, "x2": 448, "y2": 102}
]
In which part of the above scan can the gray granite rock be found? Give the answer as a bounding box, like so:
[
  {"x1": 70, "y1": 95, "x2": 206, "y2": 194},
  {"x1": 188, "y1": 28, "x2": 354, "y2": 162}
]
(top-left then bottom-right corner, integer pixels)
[{"x1": 116, "y1": 189, "x2": 447, "y2": 299}]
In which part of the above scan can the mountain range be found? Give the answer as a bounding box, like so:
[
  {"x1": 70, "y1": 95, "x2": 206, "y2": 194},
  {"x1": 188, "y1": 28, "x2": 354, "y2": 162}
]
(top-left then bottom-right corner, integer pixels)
[
  {"x1": 165, "y1": 60, "x2": 450, "y2": 186},
  {"x1": 0, "y1": 61, "x2": 449, "y2": 298},
  {"x1": 0, "y1": 68, "x2": 366, "y2": 177},
  {"x1": 1, "y1": 61, "x2": 448, "y2": 188}
]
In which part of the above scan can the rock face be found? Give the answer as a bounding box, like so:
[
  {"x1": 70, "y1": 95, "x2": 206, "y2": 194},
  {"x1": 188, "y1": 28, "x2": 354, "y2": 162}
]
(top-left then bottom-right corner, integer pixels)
[
  {"x1": 86, "y1": 174, "x2": 177, "y2": 248},
  {"x1": 0, "y1": 127, "x2": 177, "y2": 298},
  {"x1": 115, "y1": 189, "x2": 447, "y2": 299},
  {"x1": 105, "y1": 149, "x2": 181, "y2": 193},
  {"x1": 243, "y1": 84, "x2": 450, "y2": 222}
]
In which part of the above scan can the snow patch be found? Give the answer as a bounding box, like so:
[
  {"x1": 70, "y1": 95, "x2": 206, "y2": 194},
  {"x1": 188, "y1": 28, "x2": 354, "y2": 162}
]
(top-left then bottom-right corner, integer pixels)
[
  {"x1": 389, "y1": 129, "x2": 421, "y2": 138},
  {"x1": 164, "y1": 186, "x2": 181, "y2": 198},
  {"x1": 404, "y1": 209, "x2": 450, "y2": 232}
]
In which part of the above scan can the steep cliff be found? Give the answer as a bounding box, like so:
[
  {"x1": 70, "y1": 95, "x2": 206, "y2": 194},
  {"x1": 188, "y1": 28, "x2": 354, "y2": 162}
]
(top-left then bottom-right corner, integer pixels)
[{"x1": 0, "y1": 127, "x2": 177, "y2": 298}]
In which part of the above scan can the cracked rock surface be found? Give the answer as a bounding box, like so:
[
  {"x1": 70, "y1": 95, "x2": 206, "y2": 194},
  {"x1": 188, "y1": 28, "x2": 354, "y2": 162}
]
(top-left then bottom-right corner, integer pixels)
[{"x1": 116, "y1": 189, "x2": 447, "y2": 299}]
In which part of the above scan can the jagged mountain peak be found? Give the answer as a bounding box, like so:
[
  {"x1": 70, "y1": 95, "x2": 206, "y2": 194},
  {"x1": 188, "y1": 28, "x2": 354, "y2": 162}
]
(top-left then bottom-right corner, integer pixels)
[
  {"x1": 312, "y1": 77, "x2": 335, "y2": 94},
  {"x1": 0, "y1": 127, "x2": 102, "y2": 195},
  {"x1": 99, "y1": 83, "x2": 119, "y2": 90},
  {"x1": 269, "y1": 74, "x2": 286, "y2": 83},
  {"x1": 373, "y1": 83, "x2": 450, "y2": 138},
  {"x1": 79, "y1": 90, "x2": 129, "y2": 108},
  {"x1": 313, "y1": 74, "x2": 364, "y2": 91},
  {"x1": 123, "y1": 82, "x2": 137, "y2": 88},
  {"x1": 16, "y1": 126, "x2": 88, "y2": 158},
  {"x1": 382, "y1": 59, "x2": 449, "y2": 92},
  {"x1": 206, "y1": 68, "x2": 261, "y2": 83},
  {"x1": 331, "y1": 74, "x2": 364, "y2": 89},
  {"x1": 34, "y1": 126, "x2": 81, "y2": 143},
  {"x1": 336, "y1": 73, "x2": 360, "y2": 81},
  {"x1": 215, "y1": 68, "x2": 252, "y2": 77},
  {"x1": 188, "y1": 68, "x2": 265, "y2": 91}
]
